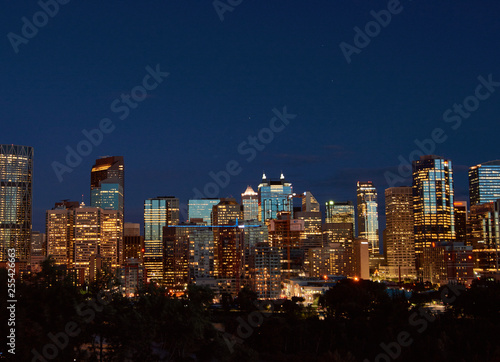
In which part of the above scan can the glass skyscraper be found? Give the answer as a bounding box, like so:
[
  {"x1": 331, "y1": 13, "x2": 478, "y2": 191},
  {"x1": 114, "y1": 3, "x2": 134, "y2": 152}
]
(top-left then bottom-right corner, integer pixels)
[
  {"x1": 325, "y1": 201, "x2": 355, "y2": 226},
  {"x1": 0, "y1": 144, "x2": 33, "y2": 262},
  {"x1": 469, "y1": 160, "x2": 500, "y2": 206},
  {"x1": 258, "y1": 173, "x2": 293, "y2": 221},
  {"x1": 412, "y1": 155, "x2": 455, "y2": 278},
  {"x1": 356, "y1": 181, "x2": 379, "y2": 255},
  {"x1": 144, "y1": 196, "x2": 179, "y2": 282}
]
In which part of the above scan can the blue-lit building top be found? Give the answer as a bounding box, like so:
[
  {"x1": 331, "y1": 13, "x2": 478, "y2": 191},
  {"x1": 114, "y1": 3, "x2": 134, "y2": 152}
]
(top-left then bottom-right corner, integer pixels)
[
  {"x1": 356, "y1": 182, "x2": 379, "y2": 255},
  {"x1": 469, "y1": 160, "x2": 500, "y2": 206},
  {"x1": 258, "y1": 173, "x2": 293, "y2": 221},
  {"x1": 188, "y1": 198, "x2": 220, "y2": 224}
]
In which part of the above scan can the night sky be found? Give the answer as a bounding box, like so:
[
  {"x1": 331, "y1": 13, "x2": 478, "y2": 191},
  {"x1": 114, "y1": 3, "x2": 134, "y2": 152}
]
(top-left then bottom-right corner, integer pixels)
[{"x1": 2, "y1": 1, "x2": 500, "y2": 233}]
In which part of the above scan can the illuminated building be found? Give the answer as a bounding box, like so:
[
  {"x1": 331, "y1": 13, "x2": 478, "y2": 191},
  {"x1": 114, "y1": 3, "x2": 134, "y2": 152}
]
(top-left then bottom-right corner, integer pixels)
[
  {"x1": 308, "y1": 243, "x2": 348, "y2": 277},
  {"x1": 90, "y1": 156, "x2": 124, "y2": 215},
  {"x1": 268, "y1": 212, "x2": 304, "y2": 278},
  {"x1": 241, "y1": 220, "x2": 268, "y2": 285},
  {"x1": 144, "y1": 196, "x2": 179, "y2": 283},
  {"x1": 119, "y1": 258, "x2": 145, "y2": 297},
  {"x1": 469, "y1": 160, "x2": 500, "y2": 206},
  {"x1": 188, "y1": 198, "x2": 220, "y2": 224},
  {"x1": 325, "y1": 201, "x2": 355, "y2": 228},
  {"x1": 30, "y1": 231, "x2": 46, "y2": 272},
  {"x1": 258, "y1": 173, "x2": 293, "y2": 221},
  {"x1": 356, "y1": 181, "x2": 380, "y2": 255},
  {"x1": 123, "y1": 222, "x2": 144, "y2": 260},
  {"x1": 352, "y1": 238, "x2": 370, "y2": 279},
  {"x1": 454, "y1": 201, "x2": 468, "y2": 244},
  {"x1": 241, "y1": 186, "x2": 258, "y2": 221},
  {"x1": 385, "y1": 187, "x2": 416, "y2": 279},
  {"x1": 295, "y1": 211, "x2": 323, "y2": 250},
  {"x1": 423, "y1": 242, "x2": 473, "y2": 285},
  {"x1": 212, "y1": 198, "x2": 243, "y2": 295},
  {"x1": 468, "y1": 201, "x2": 499, "y2": 273},
  {"x1": 163, "y1": 224, "x2": 191, "y2": 291},
  {"x1": 189, "y1": 227, "x2": 214, "y2": 280},
  {"x1": 0, "y1": 144, "x2": 33, "y2": 262},
  {"x1": 100, "y1": 209, "x2": 123, "y2": 268},
  {"x1": 252, "y1": 242, "x2": 281, "y2": 299},
  {"x1": 46, "y1": 201, "x2": 78, "y2": 267},
  {"x1": 412, "y1": 155, "x2": 455, "y2": 279},
  {"x1": 73, "y1": 205, "x2": 100, "y2": 272},
  {"x1": 302, "y1": 191, "x2": 320, "y2": 212}
]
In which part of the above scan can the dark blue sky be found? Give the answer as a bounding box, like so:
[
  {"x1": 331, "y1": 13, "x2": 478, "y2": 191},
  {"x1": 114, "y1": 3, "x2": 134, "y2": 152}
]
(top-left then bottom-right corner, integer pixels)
[{"x1": 2, "y1": 1, "x2": 500, "y2": 232}]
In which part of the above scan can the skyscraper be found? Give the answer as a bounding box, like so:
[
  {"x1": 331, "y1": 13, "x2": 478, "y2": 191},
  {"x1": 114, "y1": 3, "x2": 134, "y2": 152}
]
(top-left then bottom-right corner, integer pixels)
[
  {"x1": 0, "y1": 144, "x2": 33, "y2": 262},
  {"x1": 301, "y1": 191, "x2": 320, "y2": 212},
  {"x1": 454, "y1": 201, "x2": 468, "y2": 244},
  {"x1": 412, "y1": 155, "x2": 455, "y2": 278},
  {"x1": 468, "y1": 201, "x2": 499, "y2": 272},
  {"x1": 385, "y1": 187, "x2": 416, "y2": 279},
  {"x1": 469, "y1": 160, "x2": 500, "y2": 206},
  {"x1": 325, "y1": 201, "x2": 355, "y2": 227},
  {"x1": 144, "y1": 196, "x2": 179, "y2": 282},
  {"x1": 258, "y1": 173, "x2": 293, "y2": 221},
  {"x1": 90, "y1": 156, "x2": 124, "y2": 215},
  {"x1": 356, "y1": 182, "x2": 379, "y2": 256},
  {"x1": 241, "y1": 186, "x2": 258, "y2": 220}
]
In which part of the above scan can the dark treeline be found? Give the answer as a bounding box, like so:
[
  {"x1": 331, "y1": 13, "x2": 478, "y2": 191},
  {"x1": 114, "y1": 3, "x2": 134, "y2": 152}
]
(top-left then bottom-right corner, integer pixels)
[{"x1": 1, "y1": 261, "x2": 500, "y2": 361}]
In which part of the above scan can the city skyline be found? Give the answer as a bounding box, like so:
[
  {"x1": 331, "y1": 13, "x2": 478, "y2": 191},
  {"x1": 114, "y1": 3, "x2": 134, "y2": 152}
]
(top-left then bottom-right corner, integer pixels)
[{"x1": 3, "y1": 1, "x2": 499, "y2": 233}]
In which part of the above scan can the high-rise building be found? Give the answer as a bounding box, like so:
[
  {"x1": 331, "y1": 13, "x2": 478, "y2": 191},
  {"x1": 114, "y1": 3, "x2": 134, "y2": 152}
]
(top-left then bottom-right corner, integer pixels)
[
  {"x1": 252, "y1": 242, "x2": 281, "y2": 299},
  {"x1": 188, "y1": 198, "x2": 220, "y2": 224},
  {"x1": 0, "y1": 144, "x2": 33, "y2": 262},
  {"x1": 325, "y1": 201, "x2": 355, "y2": 227},
  {"x1": 385, "y1": 187, "x2": 416, "y2": 279},
  {"x1": 46, "y1": 201, "x2": 79, "y2": 267},
  {"x1": 144, "y1": 196, "x2": 179, "y2": 282},
  {"x1": 469, "y1": 160, "x2": 500, "y2": 206},
  {"x1": 241, "y1": 186, "x2": 259, "y2": 221},
  {"x1": 454, "y1": 201, "x2": 468, "y2": 244},
  {"x1": 90, "y1": 156, "x2": 124, "y2": 215},
  {"x1": 308, "y1": 243, "x2": 348, "y2": 277},
  {"x1": 212, "y1": 198, "x2": 243, "y2": 295},
  {"x1": 189, "y1": 227, "x2": 214, "y2": 281},
  {"x1": 258, "y1": 173, "x2": 293, "y2": 221},
  {"x1": 412, "y1": 155, "x2": 455, "y2": 279},
  {"x1": 356, "y1": 182, "x2": 380, "y2": 256},
  {"x1": 468, "y1": 201, "x2": 499, "y2": 273},
  {"x1": 163, "y1": 224, "x2": 191, "y2": 291}
]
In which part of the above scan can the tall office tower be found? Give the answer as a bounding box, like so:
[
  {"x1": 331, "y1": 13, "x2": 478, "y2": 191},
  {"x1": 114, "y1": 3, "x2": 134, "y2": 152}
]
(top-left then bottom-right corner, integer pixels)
[
  {"x1": 385, "y1": 187, "x2": 416, "y2": 279},
  {"x1": 144, "y1": 196, "x2": 179, "y2": 282},
  {"x1": 46, "y1": 201, "x2": 79, "y2": 267},
  {"x1": 258, "y1": 173, "x2": 293, "y2": 222},
  {"x1": 73, "y1": 206, "x2": 101, "y2": 272},
  {"x1": 412, "y1": 155, "x2": 455, "y2": 279},
  {"x1": 0, "y1": 144, "x2": 33, "y2": 262},
  {"x1": 163, "y1": 224, "x2": 191, "y2": 291},
  {"x1": 123, "y1": 222, "x2": 144, "y2": 260},
  {"x1": 268, "y1": 212, "x2": 304, "y2": 278},
  {"x1": 352, "y1": 238, "x2": 370, "y2": 279},
  {"x1": 212, "y1": 198, "x2": 243, "y2": 295},
  {"x1": 322, "y1": 223, "x2": 354, "y2": 249},
  {"x1": 356, "y1": 182, "x2": 380, "y2": 255},
  {"x1": 241, "y1": 186, "x2": 259, "y2": 221},
  {"x1": 252, "y1": 242, "x2": 281, "y2": 299},
  {"x1": 241, "y1": 220, "x2": 268, "y2": 285},
  {"x1": 469, "y1": 160, "x2": 500, "y2": 206},
  {"x1": 119, "y1": 258, "x2": 145, "y2": 297},
  {"x1": 325, "y1": 201, "x2": 355, "y2": 227},
  {"x1": 302, "y1": 191, "x2": 320, "y2": 212},
  {"x1": 100, "y1": 209, "x2": 123, "y2": 268},
  {"x1": 294, "y1": 211, "x2": 322, "y2": 250},
  {"x1": 90, "y1": 156, "x2": 124, "y2": 215},
  {"x1": 189, "y1": 227, "x2": 214, "y2": 280},
  {"x1": 468, "y1": 202, "x2": 499, "y2": 272},
  {"x1": 188, "y1": 198, "x2": 220, "y2": 224},
  {"x1": 454, "y1": 201, "x2": 468, "y2": 243}
]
